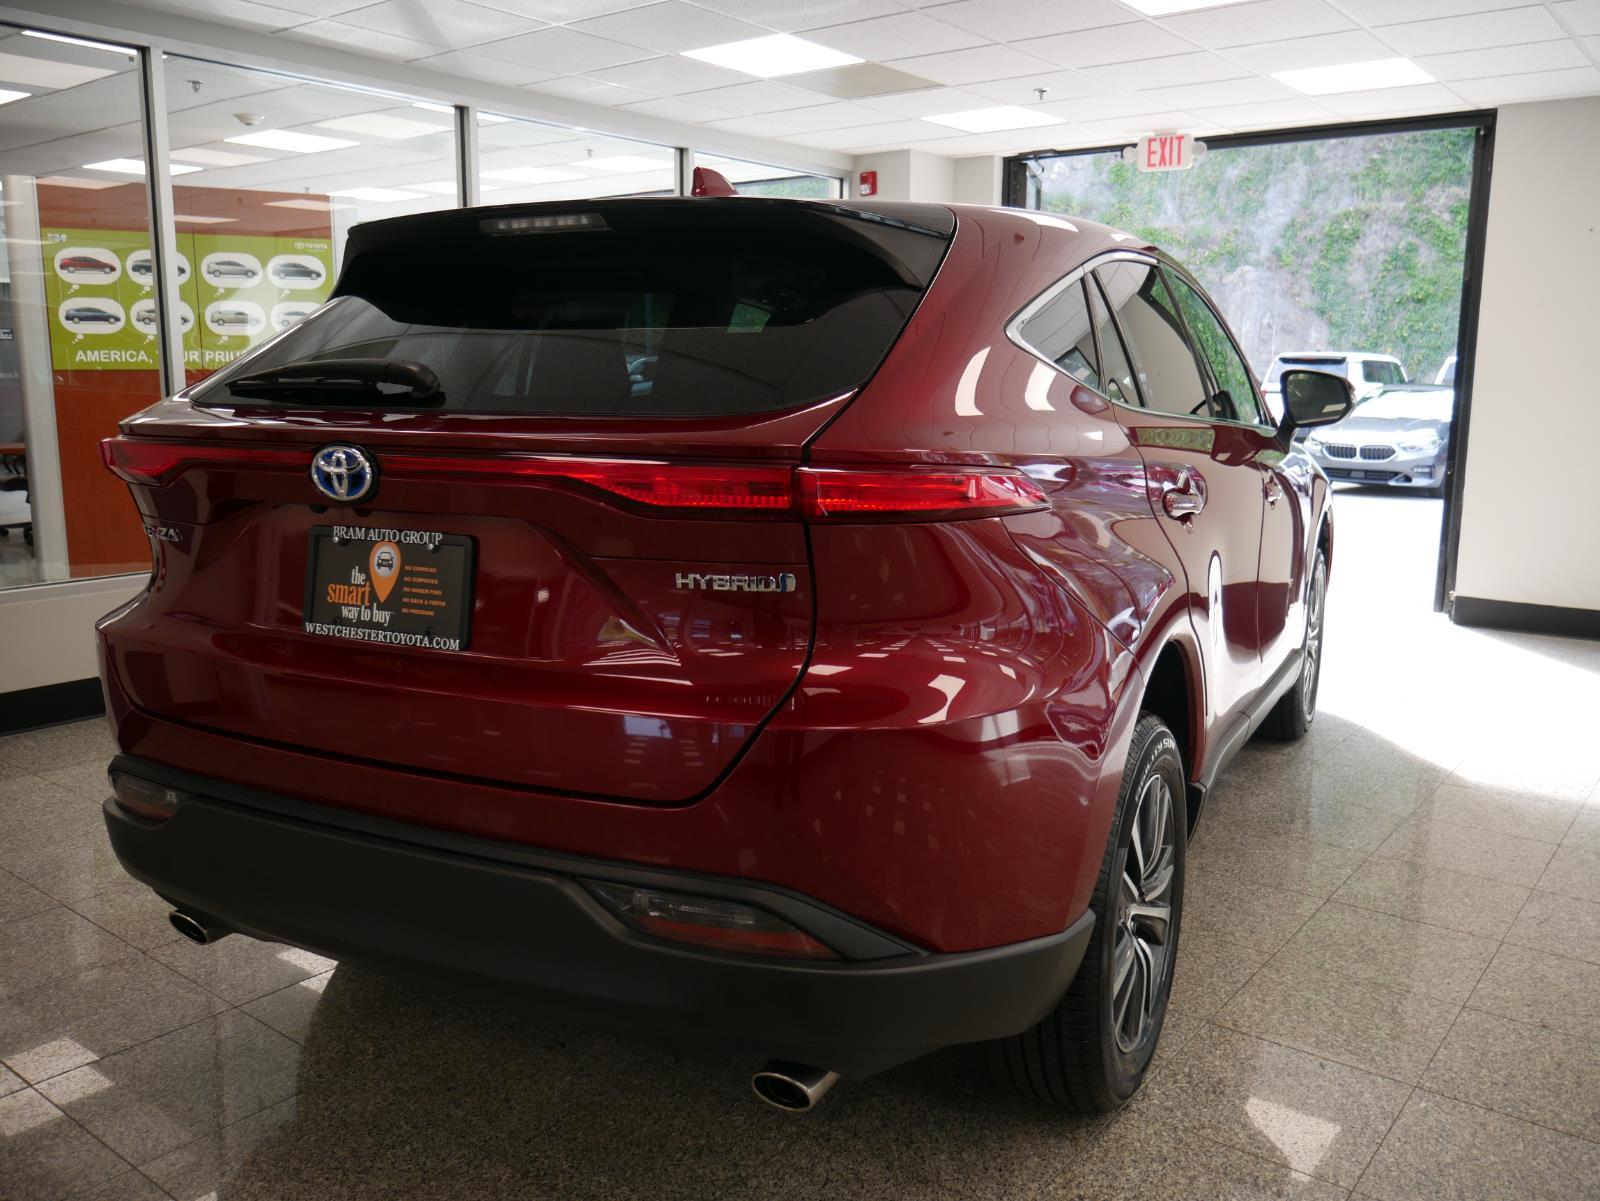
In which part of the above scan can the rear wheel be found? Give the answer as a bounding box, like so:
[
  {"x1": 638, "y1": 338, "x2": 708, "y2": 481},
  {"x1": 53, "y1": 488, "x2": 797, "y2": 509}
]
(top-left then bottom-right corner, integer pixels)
[
  {"x1": 1261, "y1": 546, "x2": 1327, "y2": 741},
  {"x1": 990, "y1": 713, "x2": 1186, "y2": 1112}
]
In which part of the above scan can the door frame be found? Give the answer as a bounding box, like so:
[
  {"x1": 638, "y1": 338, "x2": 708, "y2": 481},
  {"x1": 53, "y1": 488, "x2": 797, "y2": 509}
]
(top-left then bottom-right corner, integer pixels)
[{"x1": 1002, "y1": 110, "x2": 1498, "y2": 614}]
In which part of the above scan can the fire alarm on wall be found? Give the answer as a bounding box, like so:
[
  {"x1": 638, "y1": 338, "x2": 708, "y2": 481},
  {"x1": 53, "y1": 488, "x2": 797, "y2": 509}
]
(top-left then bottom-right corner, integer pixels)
[{"x1": 858, "y1": 170, "x2": 877, "y2": 197}]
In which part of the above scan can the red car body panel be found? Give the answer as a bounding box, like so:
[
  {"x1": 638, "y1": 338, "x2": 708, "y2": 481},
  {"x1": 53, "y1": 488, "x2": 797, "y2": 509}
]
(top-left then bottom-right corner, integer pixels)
[{"x1": 98, "y1": 201, "x2": 1330, "y2": 959}]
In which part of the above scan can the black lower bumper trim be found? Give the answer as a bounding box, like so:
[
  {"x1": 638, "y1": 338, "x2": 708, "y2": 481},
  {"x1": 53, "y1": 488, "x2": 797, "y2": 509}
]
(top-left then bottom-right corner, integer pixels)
[{"x1": 104, "y1": 759, "x2": 1094, "y2": 1076}]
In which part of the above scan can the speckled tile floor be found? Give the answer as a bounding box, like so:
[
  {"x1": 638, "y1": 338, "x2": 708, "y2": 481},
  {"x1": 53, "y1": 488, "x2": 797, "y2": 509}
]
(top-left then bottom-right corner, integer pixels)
[{"x1": 2, "y1": 490, "x2": 1599, "y2": 1201}]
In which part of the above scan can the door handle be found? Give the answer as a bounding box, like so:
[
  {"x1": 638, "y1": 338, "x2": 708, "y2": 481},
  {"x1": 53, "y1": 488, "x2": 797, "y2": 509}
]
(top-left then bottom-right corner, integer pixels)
[{"x1": 1161, "y1": 470, "x2": 1206, "y2": 521}]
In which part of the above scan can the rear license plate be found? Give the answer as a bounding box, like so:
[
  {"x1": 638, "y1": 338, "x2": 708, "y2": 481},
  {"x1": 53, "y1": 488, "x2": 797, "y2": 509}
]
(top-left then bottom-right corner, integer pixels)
[{"x1": 303, "y1": 524, "x2": 474, "y2": 652}]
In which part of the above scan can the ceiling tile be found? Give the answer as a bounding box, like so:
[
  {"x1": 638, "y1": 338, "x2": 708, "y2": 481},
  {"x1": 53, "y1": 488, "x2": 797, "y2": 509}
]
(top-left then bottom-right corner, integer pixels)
[
  {"x1": 587, "y1": 55, "x2": 750, "y2": 93},
  {"x1": 699, "y1": 108, "x2": 842, "y2": 136},
  {"x1": 1316, "y1": 81, "x2": 1467, "y2": 114},
  {"x1": 225, "y1": 0, "x2": 369, "y2": 14},
  {"x1": 1159, "y1": 0, "x2": 1354, "y2": 50},
  {"x1": 0, "y1": 50, "x2": 119, "y2": 90},
  {"x1": 1450, "y1": 65, "x2": 1600, "y2": 103},
  {"x1": 1335, "y1": 0, "x2": 1510, "y2": 20},
  {"x1": 284, "y1": 19, "x2": 440, "y2": 60},
  {"x1": 761, "y1": 101, "x2": 895, "y2": 131},
  {"x1": 1138, "y1": 76, "x2": 1298, "y2": 109},
  {"x1": 520, "y1": 76, "x2": 655, "y2": 107},
  {"x1": 341, "y1": 0, "x2": 544, "y2": 50},
  {"x1": 1013, "y1": 23, "x2": 1201, "y2": 69},
  {"x1": 781, "y1": 64, "x2": 942, "y2": 99},
  {"x1": 885, "y1": 44, "x2": 1059, "y2": 86},
  {"x1": 686, "y1": 0, "x2": 903, "y2": 31},
  {"x1": 922, "y1": 0, "x2": 1139, "y2": 42},
  {"x1": 1379, "y1": 8, "x2": 1567, "y2": 55},
  {"x1": 963, "y1": 69, "x2": 1115, "y2": 106},
  {"x1": 787, "y1": 118, "x2": 952, "y2": 150},
  {"x1": 1191, "y1": 96, "x2": 1334, "y2": 127},
  {"x1": 1083, "y1": 52, "x2": 1249, "y2": 90},
  {"x1": 850, "y1": 86, "x2": 992, "y2": 117},
  {"x1": 1554, "y1": 0, "x2": 1600, "y2": 36},
  {"x1": 1037, "y1": 90, "x2": 1197, "y2": 121},
  {"x1": 1418, "y1": 40, "x2": 1590, "y2": 81},
  {"x1": 470, "y1": 0, "x2": 658, "y2": 19},
  {"x1": 470, "y1": 26, "x2": 651, "y2": 72},
  {"x1": 614, "y1": 96, "x2": 731, "y2": 123},
  {"x1": 571, "y1": 2, "x2": 769, "y2": 54},
  {"x1": 672, "y1": 79, "x2": 831, "y2": 113},
  {"x1": 134, "y1": 0, "x2": 305, "y2": 31},
  {"x1": 808, "y1": 12, "x2": 982, "y2": 60},
  {"x1": 412, "y1": 49, "x2": 557, "y2": 87},
  {"x1": 1225, "y1": 30, "x2": 1396, "y2": 75}
]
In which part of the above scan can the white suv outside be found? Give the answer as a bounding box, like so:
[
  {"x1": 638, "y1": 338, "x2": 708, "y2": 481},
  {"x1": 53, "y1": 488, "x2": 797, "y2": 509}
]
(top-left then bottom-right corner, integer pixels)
[{"x1": 1260, "y1": 351, "x2": 1407, "y2": 419}]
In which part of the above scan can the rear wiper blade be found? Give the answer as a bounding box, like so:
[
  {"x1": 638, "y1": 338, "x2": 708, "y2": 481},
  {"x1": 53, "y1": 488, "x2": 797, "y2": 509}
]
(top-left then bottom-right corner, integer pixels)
[{"x1": 225, "y1": 357, "x2": 443, "y2": 405}]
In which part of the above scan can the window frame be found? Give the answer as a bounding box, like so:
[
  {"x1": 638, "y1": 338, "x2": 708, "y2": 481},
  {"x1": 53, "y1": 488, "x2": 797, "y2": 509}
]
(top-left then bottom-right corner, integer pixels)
[{"x1": 1007, "y1": 249, "x2": 1276, "y2": 433}]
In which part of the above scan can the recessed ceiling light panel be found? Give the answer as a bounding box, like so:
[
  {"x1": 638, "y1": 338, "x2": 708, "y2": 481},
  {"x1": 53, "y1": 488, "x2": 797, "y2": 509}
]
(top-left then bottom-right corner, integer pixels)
[
  {"x1": 0, "y1": 88, "x2": 30, "y2": 106},
  {"x1": 225, "y1": 129, "x2": 360, "y2": 153},
  {"x1": 683, "y1": 34, "x2": 862, "y2": 78},
  {"x1": 1272, "y1": 58, "x2": 1433, "y2": 95},
  {"x1": 923, "y1": 106, "x2": 1064, "y2": 133},
  {"x1": 21, "y1": 29, "x2": 133, "y2": 57},
  {"x1": 84, "y1": 157, "x2": 201, "y2": 176}
]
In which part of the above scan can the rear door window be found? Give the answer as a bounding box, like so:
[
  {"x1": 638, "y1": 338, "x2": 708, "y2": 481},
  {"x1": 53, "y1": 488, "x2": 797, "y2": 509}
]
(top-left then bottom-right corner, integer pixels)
[
  {"x1": 194, "y1": 202, "x2": 952, "y2": 419},
  {"x1": 1093, "y1": 260, "x2": 1208, "y2": 417},
  {"x1": 1085, "y1": 275, "x2": 1138, "y2": 407}
]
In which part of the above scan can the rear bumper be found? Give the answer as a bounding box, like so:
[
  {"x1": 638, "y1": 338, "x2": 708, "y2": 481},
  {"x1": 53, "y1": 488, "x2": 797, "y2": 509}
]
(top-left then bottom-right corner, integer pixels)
[{"x1": 103, "y1": 755, "x2": 1093, "y2": 1076}]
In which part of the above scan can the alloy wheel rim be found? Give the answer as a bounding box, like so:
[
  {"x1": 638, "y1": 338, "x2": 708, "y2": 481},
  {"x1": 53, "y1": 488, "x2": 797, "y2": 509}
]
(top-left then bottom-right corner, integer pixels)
[
  {"x1": 1301, "y1": 556, "x2": 1327, "y2": 722},
  {"x1": 1111, "y1": 770, "x2": 1176, "y2": 1055}
]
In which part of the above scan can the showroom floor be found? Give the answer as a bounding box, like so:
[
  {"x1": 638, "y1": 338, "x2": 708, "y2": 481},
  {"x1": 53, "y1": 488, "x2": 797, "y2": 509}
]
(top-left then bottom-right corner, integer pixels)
[{"x1": 2, "y1": 490, "x2": 1598, "y2": 1201}]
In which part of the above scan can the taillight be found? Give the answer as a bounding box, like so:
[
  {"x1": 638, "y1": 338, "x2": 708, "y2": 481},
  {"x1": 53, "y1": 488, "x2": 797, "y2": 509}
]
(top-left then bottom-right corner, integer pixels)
[
  {"x1": 100, "y1": 437, "x2": 305, "y2": 485},
  {"x1": 584, "y1": 881, "x2": 838, "y2": 960},
  {"x1": 797, "y1": 466, "x2": 1048, "y2": 520},
  {"x1": 100, "y1": 437, "x2": 1048, "y2": 522}
]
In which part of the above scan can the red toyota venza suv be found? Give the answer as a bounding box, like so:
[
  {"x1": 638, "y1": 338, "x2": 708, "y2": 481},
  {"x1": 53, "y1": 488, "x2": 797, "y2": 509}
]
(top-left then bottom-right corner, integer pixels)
[{"x1": 98, "y1": 195, "x2": 1352, "y2": 1113}]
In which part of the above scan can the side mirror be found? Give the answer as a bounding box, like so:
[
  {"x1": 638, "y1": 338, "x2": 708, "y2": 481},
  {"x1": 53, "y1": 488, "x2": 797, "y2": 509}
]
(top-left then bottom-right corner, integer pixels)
[{"x1": 1275, "y1": 369, "x2": 1354, "y2": 445}]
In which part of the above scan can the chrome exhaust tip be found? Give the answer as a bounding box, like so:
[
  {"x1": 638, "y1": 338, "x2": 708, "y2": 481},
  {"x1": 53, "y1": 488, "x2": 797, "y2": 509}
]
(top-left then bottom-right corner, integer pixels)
[
  {"x1": 169, "y1": 910, "x2": 229, "y2": 945},
  {"x1": 751, "y1": 1061, "x2": 840, "y2": 1112}
]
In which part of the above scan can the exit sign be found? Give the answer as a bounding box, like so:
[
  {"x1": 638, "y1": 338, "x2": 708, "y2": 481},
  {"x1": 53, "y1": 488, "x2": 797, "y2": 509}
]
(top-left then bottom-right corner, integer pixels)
[{"x1": 1128, "y1": 133, "x2": 1201, "y2": 173}]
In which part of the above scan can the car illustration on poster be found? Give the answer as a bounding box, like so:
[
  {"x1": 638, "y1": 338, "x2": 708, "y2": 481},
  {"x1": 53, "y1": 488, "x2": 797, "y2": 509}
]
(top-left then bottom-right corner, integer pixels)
[
  {"x1": 201, "y1": 253, "x2": 262, "y2": 285},
  {"x1": 131, "y1": 298, "x2": 194, "y2": 332},
  {"x1": 205, "y1": 300, "x2": 264, "y2": 335},
  {"x1": 126, "y1": 249, "x2": 191, "y2": 285},
  {"x1": 270, "y1": 302, "x2": 318, "y2": 331},
  {"x1": 267, "y1": 255, "x2": 325, "y2": 288},
  {"x1": 55, "y1": 249, "x2": 121, "y2": 281},
  {"x1": 59, "y1": 299, "x2": 125, "y2": 331}
]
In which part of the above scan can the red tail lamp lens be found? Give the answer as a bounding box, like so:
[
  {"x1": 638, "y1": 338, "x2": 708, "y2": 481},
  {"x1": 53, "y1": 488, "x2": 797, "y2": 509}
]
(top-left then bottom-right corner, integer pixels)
[
  {"x1": 111, "y1": 774, "x2": 182, "y2": 823},
  {"x1": 798, "y1": 467, "x2": 1047, "y2": 519},
  {"x1": 101, "y1": 437, "x2": 305, "y2": 486},
  {"x1": 585, "y1": 881, "x2": 838, "y2": 960}
]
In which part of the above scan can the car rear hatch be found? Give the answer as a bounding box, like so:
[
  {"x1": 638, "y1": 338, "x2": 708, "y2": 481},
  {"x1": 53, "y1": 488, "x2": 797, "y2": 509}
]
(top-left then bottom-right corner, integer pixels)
[{"x1": 104, "y1": 198, "x2": 954, "y2": 804}]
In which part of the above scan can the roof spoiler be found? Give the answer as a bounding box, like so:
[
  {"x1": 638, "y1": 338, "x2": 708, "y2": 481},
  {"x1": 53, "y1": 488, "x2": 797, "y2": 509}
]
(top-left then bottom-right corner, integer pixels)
[{"x1": 691, "y1": 166, "x2": 739, "y2": 197}]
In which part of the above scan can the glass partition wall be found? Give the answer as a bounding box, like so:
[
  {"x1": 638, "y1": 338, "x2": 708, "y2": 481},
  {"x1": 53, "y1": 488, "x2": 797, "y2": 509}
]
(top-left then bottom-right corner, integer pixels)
[
  {"x1": 0, "y1": 19, "x2": 841, "y2": 595},
  {"x1": 0, "y1": 26, "x2": 163, "y2": 586}
]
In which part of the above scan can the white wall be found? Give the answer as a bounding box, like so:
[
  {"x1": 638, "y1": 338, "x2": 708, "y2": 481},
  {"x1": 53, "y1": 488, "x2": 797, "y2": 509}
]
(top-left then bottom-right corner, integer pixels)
[
  {"x1": 852, "y1": 149, "x2": 965, "y2": 202},
  {"x1": 0, "y1": 575, "x2": 143, "y2": 693},
  {"x1": 1454, "y1": 96, "x2": 1600, "y2": 614}
]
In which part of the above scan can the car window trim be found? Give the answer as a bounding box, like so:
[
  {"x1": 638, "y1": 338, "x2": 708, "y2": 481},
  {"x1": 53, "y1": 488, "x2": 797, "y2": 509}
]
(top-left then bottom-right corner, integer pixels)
[{"x1": 1007, "y1": 250, "x2": 1276, "y2": 434}]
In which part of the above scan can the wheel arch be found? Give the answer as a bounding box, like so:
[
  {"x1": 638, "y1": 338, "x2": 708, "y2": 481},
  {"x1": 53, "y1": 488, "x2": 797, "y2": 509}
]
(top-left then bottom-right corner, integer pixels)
[{"x1": 1135, "y1": 635, "x2": 1203, "y2": 832}]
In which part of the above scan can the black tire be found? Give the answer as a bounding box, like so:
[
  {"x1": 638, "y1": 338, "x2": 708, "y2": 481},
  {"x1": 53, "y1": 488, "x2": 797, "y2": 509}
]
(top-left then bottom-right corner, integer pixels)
[
  {"x1": 990, "y1": 713, "x2": 1186, "y2": 1112},
  {"x1": 1261, "y1": 546, "x2": 1327, "y2": 741}
]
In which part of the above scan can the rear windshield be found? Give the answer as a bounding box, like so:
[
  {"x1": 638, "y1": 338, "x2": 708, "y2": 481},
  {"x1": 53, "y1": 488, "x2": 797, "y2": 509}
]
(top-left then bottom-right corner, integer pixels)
[
  {"x1": 192, "y1": 201, "x2": 952, "y2": 419},
  {"x1": 1265, "y1": 356, "x2": 1347, "y2": 385}
]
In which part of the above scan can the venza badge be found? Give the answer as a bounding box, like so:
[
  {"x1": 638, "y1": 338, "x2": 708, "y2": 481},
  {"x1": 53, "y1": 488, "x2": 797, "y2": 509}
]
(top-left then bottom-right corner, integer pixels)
[{"x1": 310, "y1": 444, "x2": 375, "y2": 503}]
